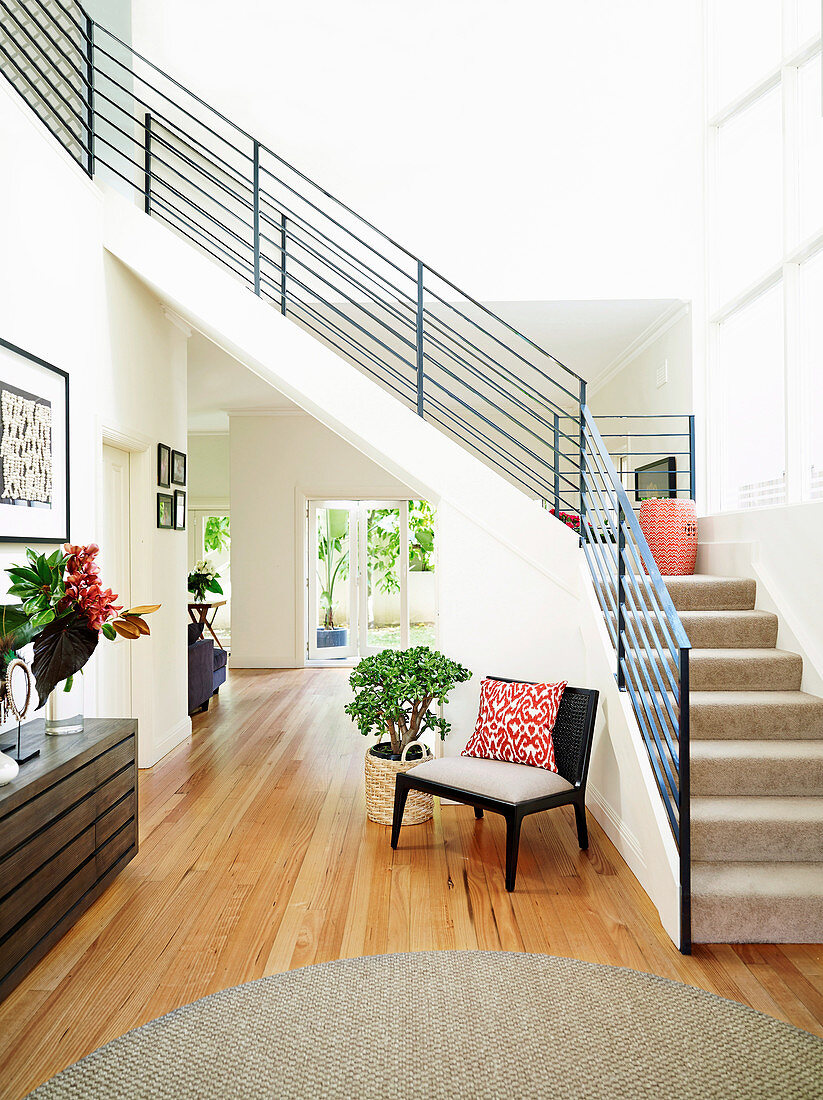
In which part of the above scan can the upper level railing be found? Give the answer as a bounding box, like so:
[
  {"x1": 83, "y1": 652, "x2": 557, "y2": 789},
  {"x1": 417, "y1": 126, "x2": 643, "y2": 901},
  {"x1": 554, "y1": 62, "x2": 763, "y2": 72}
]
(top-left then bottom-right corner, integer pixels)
[{"x1": 0, "y1": 0, "x2": 693, "y2": 950}]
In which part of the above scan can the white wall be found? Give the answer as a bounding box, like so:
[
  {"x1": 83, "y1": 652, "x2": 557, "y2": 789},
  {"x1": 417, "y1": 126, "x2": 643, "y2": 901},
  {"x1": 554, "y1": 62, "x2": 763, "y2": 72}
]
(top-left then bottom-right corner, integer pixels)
[
  {"x1": 187, "y1": 432, "x2": 230, "y2": 506},
  {"x1": 0, "y1": 81, "x2": 189, "y2": 767},
  {"x1": 698, "y1": 502, "x2": 823, "y2": 696},
  {"x1": 230, "y1": 412, "x2": 414, "y2": 667},
  {"x1": 130, "y1": 0, "x2": 704, "y2": 303}
]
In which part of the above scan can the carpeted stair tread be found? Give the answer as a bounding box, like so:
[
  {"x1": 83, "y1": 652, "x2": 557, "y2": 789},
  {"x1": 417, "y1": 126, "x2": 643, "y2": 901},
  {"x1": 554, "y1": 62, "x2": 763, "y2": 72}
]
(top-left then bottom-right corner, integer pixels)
[
  {"x1": 691, "y1": 796, "x2": 823, "y2": 861},
  {"x1": 691, "y1": 740, "x2": 823, "y2": 796},
  {"x1": 662, "y1": 574, "x2": 756, "y2": 612},
  {"x1": 677, "y1": 609, "x2": 778, "y2": 649},
  {"x1": 645, "y1": 648, "x2": 803, "y2": 691},
  {"x1": 691, "y1": 862, "x2": 823, "y2": 943},
  {"x1": 689, "y1": 691, "x2": 823, "y2": 740}
]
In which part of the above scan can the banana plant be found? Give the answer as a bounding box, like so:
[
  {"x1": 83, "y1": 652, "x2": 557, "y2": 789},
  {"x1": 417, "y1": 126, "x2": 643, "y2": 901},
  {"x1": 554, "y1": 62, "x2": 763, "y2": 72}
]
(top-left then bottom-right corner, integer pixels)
[{"x1": 317, "y1": 509, "x2": 349, "y2": 630}]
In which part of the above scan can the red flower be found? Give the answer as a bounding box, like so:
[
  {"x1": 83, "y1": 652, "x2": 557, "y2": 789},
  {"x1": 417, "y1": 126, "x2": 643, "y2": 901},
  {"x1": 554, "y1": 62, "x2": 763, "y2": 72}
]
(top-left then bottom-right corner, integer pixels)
[{"x1": 62, "y1": 543, "x2": 122, "y2": 633}]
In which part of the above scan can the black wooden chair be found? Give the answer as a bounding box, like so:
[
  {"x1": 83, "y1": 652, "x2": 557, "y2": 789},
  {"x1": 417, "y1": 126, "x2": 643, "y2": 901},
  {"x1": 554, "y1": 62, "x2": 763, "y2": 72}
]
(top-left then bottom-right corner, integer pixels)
[{"x1": 391, "y1": 680, "x2": 599, "y2": 891}]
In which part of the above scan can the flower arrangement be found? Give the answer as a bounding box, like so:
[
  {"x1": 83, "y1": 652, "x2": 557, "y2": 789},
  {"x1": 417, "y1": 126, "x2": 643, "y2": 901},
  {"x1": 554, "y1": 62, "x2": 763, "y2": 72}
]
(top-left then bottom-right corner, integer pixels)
[
  {"x1": 1, "y1": 544, "x2": 159, "y2": 708},
  {"x1": 549, "y1": 509, "x2": 581, "y2": 533},
  {"x1": 187, "y1": 559, "x2": 222, "y2": 603}
]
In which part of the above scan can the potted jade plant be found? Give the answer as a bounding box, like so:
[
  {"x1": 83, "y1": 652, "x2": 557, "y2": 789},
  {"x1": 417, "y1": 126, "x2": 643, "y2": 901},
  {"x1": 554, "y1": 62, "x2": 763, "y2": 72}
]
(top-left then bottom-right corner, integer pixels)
[
  {"x1": 316, "y1": 509, "x2": 349, "y2": 649},
  {"x1": 2, "y1": 544, "x2": 159, "y2": 735},
  {"x1": 344, "y1": 646, "x2": 471, "y2": 825}
]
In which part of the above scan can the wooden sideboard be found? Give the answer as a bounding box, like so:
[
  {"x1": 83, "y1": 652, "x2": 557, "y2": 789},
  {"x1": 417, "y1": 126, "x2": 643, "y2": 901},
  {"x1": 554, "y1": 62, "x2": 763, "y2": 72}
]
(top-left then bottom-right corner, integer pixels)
[{"x1": 0, "y1": 718, "x2": 138, "y2": 1001}]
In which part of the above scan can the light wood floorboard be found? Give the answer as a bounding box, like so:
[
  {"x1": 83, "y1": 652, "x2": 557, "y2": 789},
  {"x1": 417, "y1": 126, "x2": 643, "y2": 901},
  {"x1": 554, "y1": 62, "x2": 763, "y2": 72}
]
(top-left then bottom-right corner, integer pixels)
[{"x1": 1, "y1": 668, "x2": 822, "y2": 1098}]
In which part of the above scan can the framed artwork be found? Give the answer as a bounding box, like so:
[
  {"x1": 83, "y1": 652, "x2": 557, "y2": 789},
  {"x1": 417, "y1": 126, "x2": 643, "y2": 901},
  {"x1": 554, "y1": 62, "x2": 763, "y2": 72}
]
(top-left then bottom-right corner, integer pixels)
[
  {"x1": 171, "y1": 449, "x2": 186, "y2": 486},
  {"x1": 0, "y1": 338, "x2": 70, "y2": 543},
  {"x1": 635, "y1": 457, "x2": 677, "y2": 501},
  {"x1": 157, "y1": 492, "x2": 174, "y2": 529},
  {"x1": 174, "y1": 489, "x2": 186, "y2": 530},
  {"x1": 157, "y1": 443, "x2": 170, "y2": 487}
]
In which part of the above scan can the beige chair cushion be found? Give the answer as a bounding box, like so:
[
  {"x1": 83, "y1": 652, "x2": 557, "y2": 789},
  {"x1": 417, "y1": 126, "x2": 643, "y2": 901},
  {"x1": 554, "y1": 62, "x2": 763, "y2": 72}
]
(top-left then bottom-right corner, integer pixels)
[{"x1": 406, "y1": 755, "x2": 574, "y2": 803}]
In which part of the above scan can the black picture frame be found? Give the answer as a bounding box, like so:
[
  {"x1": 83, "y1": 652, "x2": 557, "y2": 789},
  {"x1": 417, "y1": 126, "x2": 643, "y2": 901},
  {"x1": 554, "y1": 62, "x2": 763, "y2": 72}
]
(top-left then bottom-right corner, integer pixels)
[
  {"x1": 157, "y1": 492, "x2": 174, "y2": 529},
  {"x1": 0, "y1": 337, "x2": 70, "y2": 543},
  {"x1": 174, "y1": 489, "x2": 186, "y2": 530},
  {"x1": 157, "y1": 443, "x2": 171, "y2": 488},
  {"x1": 635, "y1": 457, "x2": 677, "y2": 501},
  {"x1": 171, "y1": 449, "x2": 187, "y2": 486}
]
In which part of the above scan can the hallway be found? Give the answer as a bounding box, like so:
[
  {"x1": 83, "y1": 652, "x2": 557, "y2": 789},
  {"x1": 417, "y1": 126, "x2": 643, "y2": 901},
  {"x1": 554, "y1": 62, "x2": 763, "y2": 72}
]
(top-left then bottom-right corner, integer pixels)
[{"x1": 1, "y1": 669, "x2": 822, "y2": 1098}]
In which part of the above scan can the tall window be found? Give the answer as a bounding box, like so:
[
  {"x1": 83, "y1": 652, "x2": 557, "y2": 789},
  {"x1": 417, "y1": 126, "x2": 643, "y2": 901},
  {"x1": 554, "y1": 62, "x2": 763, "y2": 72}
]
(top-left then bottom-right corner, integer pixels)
[{"x1": 707, "y1": 0, "x2": 823, "y2": 510}]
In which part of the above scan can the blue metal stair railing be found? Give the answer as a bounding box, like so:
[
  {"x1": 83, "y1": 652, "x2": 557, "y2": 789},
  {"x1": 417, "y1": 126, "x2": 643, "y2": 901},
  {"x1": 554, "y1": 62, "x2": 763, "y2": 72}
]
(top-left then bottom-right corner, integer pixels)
[{"x1": 0, "y1": 0, "x2": 693, "y2": 951}]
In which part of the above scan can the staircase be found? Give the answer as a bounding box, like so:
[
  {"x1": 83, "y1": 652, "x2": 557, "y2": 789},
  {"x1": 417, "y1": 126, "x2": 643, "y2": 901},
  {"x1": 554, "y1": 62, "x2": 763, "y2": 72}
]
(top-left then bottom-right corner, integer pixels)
[{"x1": 664, "y1": 574, "x2": 823, "y2": 943}]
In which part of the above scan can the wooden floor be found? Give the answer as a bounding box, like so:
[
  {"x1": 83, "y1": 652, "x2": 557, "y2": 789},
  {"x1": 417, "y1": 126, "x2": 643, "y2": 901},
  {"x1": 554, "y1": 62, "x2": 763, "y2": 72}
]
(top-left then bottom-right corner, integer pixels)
[{"x1": 2, "y1": 669, "x2": 823, "y2": 1098}]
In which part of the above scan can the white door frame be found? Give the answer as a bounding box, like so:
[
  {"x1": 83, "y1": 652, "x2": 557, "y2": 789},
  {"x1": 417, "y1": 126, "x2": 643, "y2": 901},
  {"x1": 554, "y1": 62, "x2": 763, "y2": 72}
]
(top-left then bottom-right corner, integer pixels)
[{"x1": 96, "y1": 423, "x2": 153, "y2": 749}]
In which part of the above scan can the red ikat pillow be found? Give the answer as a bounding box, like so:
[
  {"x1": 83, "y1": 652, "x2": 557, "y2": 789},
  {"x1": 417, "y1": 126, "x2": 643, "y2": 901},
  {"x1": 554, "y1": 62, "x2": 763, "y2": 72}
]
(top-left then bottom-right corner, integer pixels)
[{"x1": 462, "y1": 678, "x2": 567, "y2": 772}]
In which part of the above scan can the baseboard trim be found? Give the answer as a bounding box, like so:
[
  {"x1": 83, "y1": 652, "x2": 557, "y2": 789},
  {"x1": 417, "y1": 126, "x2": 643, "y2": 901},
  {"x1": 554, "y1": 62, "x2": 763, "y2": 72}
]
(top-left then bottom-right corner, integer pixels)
[
  {"x1": 139, "y1": 716, "x2": 191, "y2": 769},
  {"x1": 587, "y1": 782, "x2": 646, "y2": 872}
]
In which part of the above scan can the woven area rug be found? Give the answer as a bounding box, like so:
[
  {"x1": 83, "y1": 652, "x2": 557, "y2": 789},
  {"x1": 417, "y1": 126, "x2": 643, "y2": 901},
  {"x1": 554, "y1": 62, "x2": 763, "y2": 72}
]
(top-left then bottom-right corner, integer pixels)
[{"x1": 29, "y1": 951, "x2": 823, "y2": 1099}]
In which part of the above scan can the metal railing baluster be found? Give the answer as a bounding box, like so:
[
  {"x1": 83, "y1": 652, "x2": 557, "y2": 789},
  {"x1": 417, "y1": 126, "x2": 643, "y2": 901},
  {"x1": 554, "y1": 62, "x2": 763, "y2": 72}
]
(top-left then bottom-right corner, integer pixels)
[
  {"x1": 143, "y1": 112, "x2": 152, "y2": 215},
  {"x1": 252, "y1": 139, "x2": 260, "y2": 296},
  {"x1": 416, "y1": 261, "x2": 424, "y2": 417}
]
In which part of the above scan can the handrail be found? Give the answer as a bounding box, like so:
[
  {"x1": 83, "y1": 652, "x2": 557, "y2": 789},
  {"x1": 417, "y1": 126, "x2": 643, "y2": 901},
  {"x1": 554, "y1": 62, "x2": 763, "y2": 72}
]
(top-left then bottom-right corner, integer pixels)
[
  {"x1": 1, "y1": 0, "x2": 692, "y2": 952},
  {"x1": 581, "y1": 406, "x2": 691, "y2": 952}
]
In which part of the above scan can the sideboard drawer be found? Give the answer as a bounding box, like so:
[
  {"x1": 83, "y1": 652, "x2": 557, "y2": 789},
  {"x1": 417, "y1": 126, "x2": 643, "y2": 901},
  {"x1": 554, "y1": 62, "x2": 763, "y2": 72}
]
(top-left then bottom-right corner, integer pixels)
[
  {"x1": 0, "y1": 763, "x2": 98, "y2": 862},
  {"x1": 0, "y1": 826, "x2": 96, "y2": 940},
  {"x1": 0, "y1": 797, "x2": 96, "y2": 896}
]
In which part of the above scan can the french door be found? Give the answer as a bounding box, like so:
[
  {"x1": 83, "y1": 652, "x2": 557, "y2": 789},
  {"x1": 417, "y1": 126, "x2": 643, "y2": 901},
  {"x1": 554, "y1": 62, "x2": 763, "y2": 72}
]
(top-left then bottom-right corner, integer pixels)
[{"x1": 308, "y1": 500, "x2": 423, "y2": 661}]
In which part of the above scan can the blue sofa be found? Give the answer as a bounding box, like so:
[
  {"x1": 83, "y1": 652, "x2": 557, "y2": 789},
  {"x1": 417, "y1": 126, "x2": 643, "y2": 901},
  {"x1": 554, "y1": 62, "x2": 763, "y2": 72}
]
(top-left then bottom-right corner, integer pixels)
[{"x1": 187, "y1": 622, "x2": 228, "y2": 715}]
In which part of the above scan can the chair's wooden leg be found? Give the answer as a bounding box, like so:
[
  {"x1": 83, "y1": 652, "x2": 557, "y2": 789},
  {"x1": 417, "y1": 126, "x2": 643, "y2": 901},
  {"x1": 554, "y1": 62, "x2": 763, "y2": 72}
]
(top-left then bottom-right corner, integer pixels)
[
  {"x1": 505, "y1": 810, "x2": 523, "y2": 892},
  {"x1": 391, "y1": 780, "x2": 410, "y2": 849},
  {"x1": 474, "y1": 806, "x2": 484, "y2": 819},
  {"x1": 574, "y1": 800, "x2": 589, "y2": 850}
]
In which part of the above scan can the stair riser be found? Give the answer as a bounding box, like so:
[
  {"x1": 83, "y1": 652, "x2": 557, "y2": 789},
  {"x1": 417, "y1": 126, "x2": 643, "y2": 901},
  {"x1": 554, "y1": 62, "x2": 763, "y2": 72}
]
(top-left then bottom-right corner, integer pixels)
[
  {"x1": 691, "y1": 822, "x2": 823, "y2": 862},
  {"x1": 678, "y1": 615, "x2": 778, "y2": 650},
  {"x1": 689, "y1": 701, "x2": 823, "y2": 741},
  {"x1": 646, "y1": 655, "x2": 802, "y2": 692},
  {"x1": 692, "y1": 899, "x2": 823, "y2": 944},
  {"x1": 663, "y1": 577, "x2": 756, "y2": 612},
  {"x1": 691, "y1": 753, "x2": 823, "y2": 797}
]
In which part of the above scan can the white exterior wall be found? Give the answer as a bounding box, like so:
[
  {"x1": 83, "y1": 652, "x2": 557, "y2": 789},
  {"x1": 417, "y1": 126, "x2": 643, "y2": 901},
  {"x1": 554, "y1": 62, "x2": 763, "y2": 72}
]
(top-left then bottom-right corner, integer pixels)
[{"x1": 0, "y1": 81, "x2": 190, "y2": 767}]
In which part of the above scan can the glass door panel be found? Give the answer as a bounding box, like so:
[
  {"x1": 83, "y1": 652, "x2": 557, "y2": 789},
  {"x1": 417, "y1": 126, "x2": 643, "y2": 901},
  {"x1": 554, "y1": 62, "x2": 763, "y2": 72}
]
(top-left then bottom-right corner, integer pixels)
[
  {"x1": 408, "y1": 499, "x2": 436, "y2": 648},
  {"x1": 360, "y1": 502, "x2": 408, "y2": 655},
  {"x1": 308, "y1": 502, "x2": 357, "y2": 659}
]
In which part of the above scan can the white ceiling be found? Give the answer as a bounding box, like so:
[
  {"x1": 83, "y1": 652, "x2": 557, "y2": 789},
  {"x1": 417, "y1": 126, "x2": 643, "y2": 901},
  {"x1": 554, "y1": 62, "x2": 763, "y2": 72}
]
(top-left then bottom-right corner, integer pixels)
[
  {"x1": 187, "y1": 332, "x2": 298, "y2": 433},
  {"x1": 485, "y1": 300, "x2": 680, "y2": 382},
  {"x1": 186, "y1": 299, "x2": 681, "y2": 432}
]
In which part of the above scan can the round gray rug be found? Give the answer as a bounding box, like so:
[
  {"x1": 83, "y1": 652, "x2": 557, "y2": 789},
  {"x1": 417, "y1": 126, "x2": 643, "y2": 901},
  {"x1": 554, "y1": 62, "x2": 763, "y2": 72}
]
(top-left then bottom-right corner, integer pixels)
[{"x1": 28, "y1": 952, "x2": 823, "y2": 1099}]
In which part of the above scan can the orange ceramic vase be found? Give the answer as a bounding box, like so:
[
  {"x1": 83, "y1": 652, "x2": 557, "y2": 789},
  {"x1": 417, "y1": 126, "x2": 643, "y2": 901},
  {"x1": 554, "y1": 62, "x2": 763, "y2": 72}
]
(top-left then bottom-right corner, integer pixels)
[{"x1": 638, "y1": 499, "x2": 697, "y2": 576}]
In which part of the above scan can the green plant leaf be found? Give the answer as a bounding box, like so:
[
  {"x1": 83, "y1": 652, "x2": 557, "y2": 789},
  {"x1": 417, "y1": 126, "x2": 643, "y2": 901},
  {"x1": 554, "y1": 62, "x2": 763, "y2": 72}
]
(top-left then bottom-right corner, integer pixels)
[
  {"x1": 7, "y1": 566, "x2": 41, "y2": 586},
  {"x1": 30, "y1": 608, "x2": 56, "y2": 629},
  {"x1": 101, "y1": 622, "x2": 117, "y2": 641}
]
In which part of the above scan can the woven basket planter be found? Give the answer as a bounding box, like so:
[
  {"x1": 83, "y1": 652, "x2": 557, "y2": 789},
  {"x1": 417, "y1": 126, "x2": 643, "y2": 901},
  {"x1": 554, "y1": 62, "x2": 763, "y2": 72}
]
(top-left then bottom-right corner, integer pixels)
[{"x1": 364, "y1": 743, "x2": 433, "y2": 826}]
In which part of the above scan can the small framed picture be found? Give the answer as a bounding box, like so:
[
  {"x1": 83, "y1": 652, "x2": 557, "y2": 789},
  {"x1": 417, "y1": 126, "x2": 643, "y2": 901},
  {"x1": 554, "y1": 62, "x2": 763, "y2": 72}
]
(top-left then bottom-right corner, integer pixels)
[
  {"x1": 157, "y1": 492, "x2": 173, "y2": 529},
  {"x1": 174, "y1": 489, "x2": 186, "y2": 530},
  {"x1": 157, "y1": 443, "x2": 170, "y2": 487},
  {"x1": 171, "y1": 449, "x2": 187, "y2": 486}
]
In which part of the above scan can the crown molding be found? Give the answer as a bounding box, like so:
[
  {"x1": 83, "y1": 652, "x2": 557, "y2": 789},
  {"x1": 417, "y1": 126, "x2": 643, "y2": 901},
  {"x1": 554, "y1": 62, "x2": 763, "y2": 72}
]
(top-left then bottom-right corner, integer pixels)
[
  {"x1": 589, "y1": 301, "x2": 690, "y2": 397},
  {"x1": 187, "y1": 429, "x2": 230, "y2": 437},
  {"x1": 227, "y1": 407, "x2": 306, "y2": 418}
]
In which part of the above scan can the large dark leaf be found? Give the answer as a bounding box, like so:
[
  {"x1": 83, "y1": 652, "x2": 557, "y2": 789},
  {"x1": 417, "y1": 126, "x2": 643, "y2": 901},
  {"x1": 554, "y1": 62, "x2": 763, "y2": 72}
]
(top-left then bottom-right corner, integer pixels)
[{"x1": 31, "y1": 614, "x2": 98, "y2": 709}]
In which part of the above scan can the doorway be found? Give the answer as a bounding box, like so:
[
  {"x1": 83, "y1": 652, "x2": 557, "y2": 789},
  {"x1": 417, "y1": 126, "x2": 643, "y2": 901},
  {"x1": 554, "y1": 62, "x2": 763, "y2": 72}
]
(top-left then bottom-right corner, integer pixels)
[
  {"x1": 189, "y1": 509, "x2": 231, "y2": 649},
  {"x1": 306, "y1": 499, "x2": 436, "y2": 663}
]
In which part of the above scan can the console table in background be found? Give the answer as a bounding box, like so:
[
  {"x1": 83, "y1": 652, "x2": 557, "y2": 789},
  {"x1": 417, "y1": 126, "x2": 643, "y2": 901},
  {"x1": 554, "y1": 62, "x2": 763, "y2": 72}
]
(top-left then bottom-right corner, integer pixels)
[{"x1": 0, "y1": 718, "x2": 138, "y2": 1001}]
